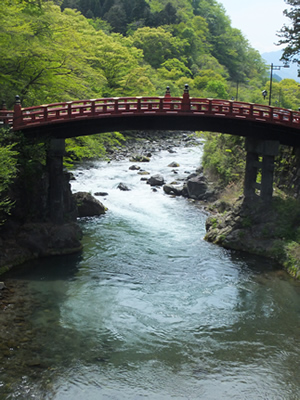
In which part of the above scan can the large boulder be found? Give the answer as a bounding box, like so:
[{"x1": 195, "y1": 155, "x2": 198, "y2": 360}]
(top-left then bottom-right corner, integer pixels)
[
  {"x1": 129, "y1": 165, "x2": 141, "y2": 170},
  {"x1": 0, "y1": 221, "x2": 83, "y2": 274},
  {"x1": 147, "y1": 174, "x2": 165, "y2": 187},
  {"x1": 16, "y1": 222, "x2": 83, "y2": 256},
  {"x1": 186, "y1": 175, "x2": 208, "y2": 199},
  {"x1": 73, "y1": 191, "x2": 107, "y2": 217}
]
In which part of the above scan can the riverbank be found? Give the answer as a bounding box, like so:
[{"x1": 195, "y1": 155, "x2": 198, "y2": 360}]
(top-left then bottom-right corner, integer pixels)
[
  {"x1": 0, "y1": 222, "x2": 83, "y2": 276},
  {"x1": 204, "y1": 194, "x2": 300, "y2": 279}
]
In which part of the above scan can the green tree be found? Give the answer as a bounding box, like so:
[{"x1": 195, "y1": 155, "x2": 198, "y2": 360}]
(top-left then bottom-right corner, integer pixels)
[
  {"x1": 0, "y1": 129, "x2": 18, "y2": 224},
  {"x1": 279, "y1": 0, "x2": 300, "y2": 73},
  {"x1": 118, "y1": 66, "x2": 156, "y2": 96},
  {"x1": 130, "y1": 26, "x2": 185, "y2": 69},
  {"x1": 93, "y1": 33, "x2": 143, "y2": 94},
  {"x1": 205, "y1": 80, "x2": 228, "y2": 99},
  {"x1": 104, "y1": 4, "x2": 127, "y2": 34},
  {"x1": 194, "y1": 68, "x2": 227, "y2": 91},
  {"x1": 0, "y1": 1, "x2": 152, "y2": 105},
  {"x1": 0, "y1": 2, "x2": 107, "y2": 106},
  {"x1": 157, "y1": 58, "x2": 192, "y2": 81},
  {"x1": 267, "y1": 79, "x2": 300, "y2": 110},
  {"x1": 65, "y1": 132, "x2": 125, "y2": 167},
  {"x1": 172, "y1": 16, "x2": 210, "y2": 67},
  {"x1": 202, "y1": 133, "x2": 246, "y2": 187}
]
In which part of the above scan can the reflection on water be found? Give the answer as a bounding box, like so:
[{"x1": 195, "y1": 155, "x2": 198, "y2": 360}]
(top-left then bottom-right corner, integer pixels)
[{"x1": 1, "y1": 141, "x2": 300, "y2": 399}]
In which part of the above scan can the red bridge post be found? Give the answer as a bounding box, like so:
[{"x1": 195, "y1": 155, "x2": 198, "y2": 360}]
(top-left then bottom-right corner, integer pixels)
[
  {"x1": 165, "y1": 86, "x2": 171, "y2": 99},
  {"x1": 13, "y1": 95, "x2": 22, "y2": 129},
  {"x1": 163, "y1": 86, "x2": 171, "y2": 110},
  {"x1": 182, "y1": 84, "x2": 190, "y2": 112}
]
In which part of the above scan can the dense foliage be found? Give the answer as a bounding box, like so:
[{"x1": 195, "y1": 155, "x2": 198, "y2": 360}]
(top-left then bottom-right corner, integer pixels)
[
  {"x1": 0, "y1": 129, "x2": 19, "y2": 224},
  {"x1": 201, "y1": 133, "x2": 246, "y2": 187},
  {"x1": 2, "y1": 0, "x2": 300, "y2": 108},
  {"x1": 0, "y1": 0, "x2": 270, "y2": 108},
  {"x1": 279, "y1": 0, "x2": 300, "y2": 70}
]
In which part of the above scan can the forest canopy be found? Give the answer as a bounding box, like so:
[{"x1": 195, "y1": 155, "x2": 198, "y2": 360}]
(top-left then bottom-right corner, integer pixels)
[
  {"x1": 2, "y1": 0, "x2": 300, "y2": 110},
  {"x1": 0, "y1": 0, "x2": 271, "y2": 108}
]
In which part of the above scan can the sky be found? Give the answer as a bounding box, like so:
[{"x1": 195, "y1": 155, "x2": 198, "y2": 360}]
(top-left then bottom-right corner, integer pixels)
[{"x1": 219, "y1": 0, "x2": 290, "y2": 54}]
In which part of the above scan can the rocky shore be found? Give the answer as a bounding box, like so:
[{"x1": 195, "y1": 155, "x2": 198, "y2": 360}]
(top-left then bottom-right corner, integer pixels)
[{"x1": 204, "y1": 195, "x2": 300, "y2": 279}]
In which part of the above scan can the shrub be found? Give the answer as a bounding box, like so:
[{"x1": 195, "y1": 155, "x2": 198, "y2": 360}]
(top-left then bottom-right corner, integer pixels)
[
  {"x1": 201, "y1": 132, "x2": 246, "y2": 187},
  {"x1": 0, "y1": 128, "x2": 18, "y2": 224}
]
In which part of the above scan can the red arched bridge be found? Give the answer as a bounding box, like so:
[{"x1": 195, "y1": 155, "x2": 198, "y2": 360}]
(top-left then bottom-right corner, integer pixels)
[
  {"x1": 1, "y1": 87, "x2": 300, "y2": 146},
  {"x1": 1, "y1": 86, "x2": 298, "y2": 222}
]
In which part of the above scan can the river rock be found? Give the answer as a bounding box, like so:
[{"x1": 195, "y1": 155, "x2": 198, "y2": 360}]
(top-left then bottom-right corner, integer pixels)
[
  {"x1": 129, "y1": 154, "x2": 150, "y2": 162},
  {"x1": 147, "y1": 174, "x2": 165, "y2": 187},
  {"x1": 163, "y1": 184, "x2": 183, "y2": 196},
  {"x1": 168, "y1": 161, "x2": 180, "y2": 167},
  {"x1": 129, "y1": 165, "x2": 140, "y2": 170},
  {"x1": 186, "y1": 175, "x2": 208, "y2": 199},
  {"x1": 73, "y1": 191, "x2": 107, "y2": 217},
  {"x1": 138, "y1": 170, "x2": 150, "y2": 175},
  {"x1": 94, "y1": 192, "x2": 109, "y2": 196},
  {"x1": 117, "y1": 182, "x2": 131, "y2": 191}
]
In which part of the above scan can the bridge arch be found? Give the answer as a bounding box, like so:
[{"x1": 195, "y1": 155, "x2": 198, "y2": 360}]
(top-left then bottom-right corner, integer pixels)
[
  {"x1": 2, "y1": 87, "x2": 300, "y2": 222},
  {"x1": 6, "y1": 87, "x2": 300, "y2": 147}
]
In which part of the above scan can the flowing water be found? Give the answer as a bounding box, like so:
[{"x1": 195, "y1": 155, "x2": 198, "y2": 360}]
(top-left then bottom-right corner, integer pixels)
[{"x1": 1, "y1": 136, "x2": 300, "y2": 399}]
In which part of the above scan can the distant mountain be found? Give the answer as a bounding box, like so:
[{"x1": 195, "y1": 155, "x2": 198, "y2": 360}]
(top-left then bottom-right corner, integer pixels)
[{"x1": 262, "y1": 49, "x2": 300, "y2": 82}]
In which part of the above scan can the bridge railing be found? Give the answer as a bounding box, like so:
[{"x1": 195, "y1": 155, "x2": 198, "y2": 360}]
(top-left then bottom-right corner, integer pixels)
[
  {"x1": 190, "y1": 98, "x2": 300, "y2": 125},
  {"x1": 3, "y1": 94, "x2": 300, "y2": 131},
  {"x1": 12, "y1": 96, "x2": 187, "y2": 129},
  {"x1": 0, "y1": 111, "x2": 12, "y2": 125}
]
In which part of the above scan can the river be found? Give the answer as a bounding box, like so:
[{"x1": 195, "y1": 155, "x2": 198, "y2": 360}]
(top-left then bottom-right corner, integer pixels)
[{"x1": 1, "y1": 134, "x2": 300, "y2": 399}]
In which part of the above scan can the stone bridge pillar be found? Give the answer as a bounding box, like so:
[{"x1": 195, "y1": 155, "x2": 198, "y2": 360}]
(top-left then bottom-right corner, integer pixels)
[
  {"x1": 47, "y1": 139, "x2": 65, "y2": 224},
  {"x1": 244, "y1": 137, "x2": 279, "y2": 202}
]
